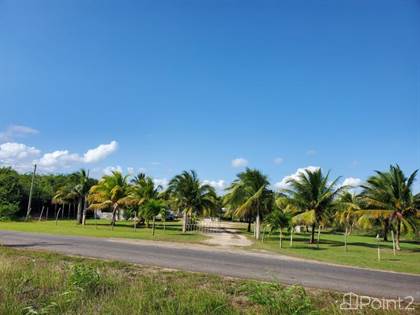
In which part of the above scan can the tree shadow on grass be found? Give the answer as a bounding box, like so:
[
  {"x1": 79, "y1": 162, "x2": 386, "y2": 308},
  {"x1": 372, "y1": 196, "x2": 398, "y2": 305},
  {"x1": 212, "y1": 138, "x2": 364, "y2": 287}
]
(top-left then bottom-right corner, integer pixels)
[{"x1": 3, "y1": 242, "x2": 68, "y2": 248}]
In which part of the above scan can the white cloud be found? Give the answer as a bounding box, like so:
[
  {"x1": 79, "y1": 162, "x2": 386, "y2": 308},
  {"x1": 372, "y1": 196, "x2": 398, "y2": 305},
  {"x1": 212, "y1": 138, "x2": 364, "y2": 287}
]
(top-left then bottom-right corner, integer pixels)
[
  {"x1": 38, "y1": 150, "x2": 80, "y2": 168},
  {"x1": 37, "y1": 140, "x2": 118, "y2": 170},
  {"x1": 103, "y1": 165, "x2": 123, "y2": 175},
  {"x1": 83, "y1": 141, "x2": 118, "y2": 163},
  {"x1": 153, "y1": 178, "x2": 169, "y2": 188},
  {"x1": 274, "y1": 166, "x2": 320, "y2": 190},
  {"x1": 127, "y1": 167, "x2": 134, "y2": 175},
  {"x1": 0, "y1": 124, "x2": 39, "y2": 142},
  {"x1": 202, "y1": 179, "x2": 226, "y2": 190},
  {"x1": 342, "y1": 177, "x2": 362, "y2": 187},
  {"x1": 231, "y1": 158, "x2": 248, "y2": 168},
  {"x1": 306, "y1": 149, "x2": 317, "y2": 156},
  {"x1": 0, "y1": 139, "x2": 118, "y2": 172},
  {"x1": 0, "y1": 142, "x2": 40, "y2": 160},
  {"x1": 274, "y1": 157, "x2": 284, "y2": 165},
  {"x1": 0, "y1": 142, "x2": 40, "y2": 172}
]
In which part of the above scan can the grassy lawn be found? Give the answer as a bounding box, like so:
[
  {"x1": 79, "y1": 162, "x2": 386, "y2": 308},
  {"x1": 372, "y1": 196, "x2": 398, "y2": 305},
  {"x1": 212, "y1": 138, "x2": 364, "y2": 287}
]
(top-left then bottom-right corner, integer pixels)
[
  {"x1": 1, "y1": 219, "x2": 419, "y2": 275},
  {"x1": 1, "y1": 246, "x2": 416, "y2": 315},
  {"x1": 250, "y1": 229, "x2": 420, "y2": 274},
  {"x1": 0, "y1": 219, "x2": 207, "y2": 243}
]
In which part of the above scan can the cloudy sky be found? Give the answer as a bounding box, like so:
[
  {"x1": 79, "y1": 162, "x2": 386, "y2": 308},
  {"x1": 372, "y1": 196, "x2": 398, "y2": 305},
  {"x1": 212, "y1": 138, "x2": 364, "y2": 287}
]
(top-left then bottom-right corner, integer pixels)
[{"x1": 1, "y1": 1, "x2": 419, "y2": 192}]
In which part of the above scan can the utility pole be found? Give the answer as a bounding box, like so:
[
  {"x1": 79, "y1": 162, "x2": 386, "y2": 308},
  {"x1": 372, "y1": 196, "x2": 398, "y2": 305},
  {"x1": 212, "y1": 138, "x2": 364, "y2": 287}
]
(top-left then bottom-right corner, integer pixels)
[{"x1": 25, "y1": 164, "x2": 37, "y2": 221}]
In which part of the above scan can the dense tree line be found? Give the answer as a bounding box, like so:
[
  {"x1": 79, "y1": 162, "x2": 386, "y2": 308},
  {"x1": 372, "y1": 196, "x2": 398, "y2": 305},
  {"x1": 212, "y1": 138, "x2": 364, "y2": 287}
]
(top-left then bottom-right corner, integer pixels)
[
  {"x1": 0, "y1": 167, "x2": 97, "y2": 220},
  {"x1": 0, "y1": 164, "x2": 419, "y2": 250}
]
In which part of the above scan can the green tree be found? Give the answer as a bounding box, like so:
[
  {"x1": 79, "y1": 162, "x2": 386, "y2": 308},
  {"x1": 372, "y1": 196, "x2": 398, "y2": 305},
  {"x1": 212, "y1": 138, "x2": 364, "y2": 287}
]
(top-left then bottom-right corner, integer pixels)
[
  {"x1": 224, "y1": 168, "x2": 274, "y2": 240},
  {"x1": 283, "y1": 168, "x2": 344, "y2": 244},
  {"x1": 167, "y1": 170, "x2": 217, "y2": 233},
  {"x1": 0, "y1": 167, "x2": 23, "y2": 219},
  {"x1": 360, "y1": 165, "x2": 419, "y2": 250},
  {"x1": 335, "y1": 191, "x2": 362, "y2": 250},
  {"x1": 122, "y1": 173, "x2": 163, "y2": 227},
  {"x1": 88, "y1": 171, "x2": 129, "y2": 229},
  {"x1": 71, "y1": 170, "x2": 95, "y2": 224},
  {"x1": 264, "y1": 200, "x2": 292, "y2": 247},
  {"x1": 141, "y1": 199, "x2": 167, "y2": 230}
]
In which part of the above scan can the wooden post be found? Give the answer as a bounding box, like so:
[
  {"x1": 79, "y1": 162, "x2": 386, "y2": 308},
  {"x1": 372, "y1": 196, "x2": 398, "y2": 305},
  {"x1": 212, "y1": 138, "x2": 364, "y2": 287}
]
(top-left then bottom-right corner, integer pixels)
[
  {"x1": 25, "y1": 164, "x2": 37, "y2": 221},
  {"x1": 38, "y1": 206, "x2": 45, "y2": 222},
  {"x1": 55, "y1": 207, "x2": 62, "y2": 225},
  {"x1": 391, "y1": 230, "x2": 396, "y2": 256},
  {"x1": 344, "y1": 226, "x2": 348, "y2": 252},
  {"x1": 255, "y1": 212, "x2": 260, "y2": 240},
  {"x1": 279, "y1": 227, "x2": 282, "y2": 248},
  {"x1": 376, "y1": 234, "x2": 381, "y2": 261},
  {"x1": 317, "y1": 225, "x2": 321, "y2": 248},
  {"x1": 290, "y1": 226, "x2": 293, "y2": 248}
]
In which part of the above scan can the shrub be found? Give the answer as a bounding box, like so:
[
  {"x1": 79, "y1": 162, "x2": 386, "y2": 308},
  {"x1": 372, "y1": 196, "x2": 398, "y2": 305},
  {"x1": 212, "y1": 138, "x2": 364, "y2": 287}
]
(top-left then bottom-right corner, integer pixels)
[
  {"x1": 69, "y1": 264, "x2": 101, "y2": 291},
  {"x1": 242, "y1": 283, "x2": 318, "y2": 315}
]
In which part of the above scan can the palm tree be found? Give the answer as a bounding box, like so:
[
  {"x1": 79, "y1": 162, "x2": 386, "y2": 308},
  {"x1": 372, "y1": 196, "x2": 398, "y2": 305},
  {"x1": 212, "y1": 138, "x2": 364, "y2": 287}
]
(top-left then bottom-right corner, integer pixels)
[
  {"x1": 141, "y1": 199, "x2": 167, "y2": 231},
  {"x1": 52, "y1": 185, "x2": 73, "y2": 219},
  {"x1": 283, "y1": 168, "x2": 344, "y2": 244},
  {"x1": 264, "y1": 204, "x2": 291, "y2": 248},
  {"x1": 224, "y1": 168, "x2": 274, "y2": 240},
  {"x1": 122, "y1": 173, "x2": 163, "y2": 227},
  {"x1": 71, "y1": 169, "x2": 92, "y2": 224},
  {"x1": 335, "y1": 191, "x2": 362, "y2": 251},
  {"x1": 167, "y1": 170, "x2": 217, "y2": 233},
  {"x1": 360, "y1": 165, "x2": 419, "y2": 250},
  {"x1": 88, "y1": 171, "x2": 129, "y2": 230}
]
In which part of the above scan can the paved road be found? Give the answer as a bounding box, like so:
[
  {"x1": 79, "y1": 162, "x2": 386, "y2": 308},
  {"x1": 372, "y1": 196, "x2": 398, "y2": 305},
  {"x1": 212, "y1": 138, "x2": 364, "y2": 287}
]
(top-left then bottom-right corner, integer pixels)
[{"x1": 1, "y1": 230, "x2": 419, "y2": 301}]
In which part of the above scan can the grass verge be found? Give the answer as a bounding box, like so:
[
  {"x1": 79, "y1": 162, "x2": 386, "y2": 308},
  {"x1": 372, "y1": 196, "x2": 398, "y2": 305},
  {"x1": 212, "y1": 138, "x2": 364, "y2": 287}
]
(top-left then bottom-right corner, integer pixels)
[
  {"x1": 0, "y1": 219, "x2": 206, "y2": 243},
  {"x1": 0, "y1": 246, "x2": 416, "y2": 314},
  {"x1": 250, "y1": 230, "x2": 420, "y2": 274}
]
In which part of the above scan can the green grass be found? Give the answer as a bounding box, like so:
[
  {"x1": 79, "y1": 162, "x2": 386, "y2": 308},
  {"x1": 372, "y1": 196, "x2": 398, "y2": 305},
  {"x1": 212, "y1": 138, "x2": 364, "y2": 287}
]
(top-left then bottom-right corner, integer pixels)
[
  {"x1": 1, "y1": 219, "x2": 419, "y2": 275},
  {"x1": 1, "y1": 246, "x2": 415, "y2": 315},
  {"x1": 250, "y1": 229, "x2": 420, "y2": 274},
  {"x1": 0, "y1": 219, "x2": 207, "y2": 243}
]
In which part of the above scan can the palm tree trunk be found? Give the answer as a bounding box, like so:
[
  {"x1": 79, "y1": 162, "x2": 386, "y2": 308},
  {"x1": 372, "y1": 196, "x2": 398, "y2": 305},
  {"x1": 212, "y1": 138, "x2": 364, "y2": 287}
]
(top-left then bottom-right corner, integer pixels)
[
  {"x1": 182, "y1": 211, "x2": 187, "y2": 233},
  {"x1": 290, "y1": 226, "x2": 293, "y2": 247},
  {"x1": 310, "y1": 223, "x2": 316, "y2": 243},
  {"x1": 111, "y1": 205, "x2": 118, "y2": 230},
  {"x1": 396, "y1": 219, "x2": 401, "y2": 251},
  {"x1": 255, "y1": 211, "x2": 260, "y2": 240},
  {"x1": 383, "y1": 218, "x2": 389, "y2": 241},
  {"x1": 279, "y1": 227, "x2": 282, "y2": 248},
  {"x1": 77, "y1": 198, "x2": 83, "y2": 224},
  {"x1": 344, "y1": 226, "x2": 348, "y2": 252},
  {"x1": 82, "y1": 196, "x2": 88, "y2": 225}
]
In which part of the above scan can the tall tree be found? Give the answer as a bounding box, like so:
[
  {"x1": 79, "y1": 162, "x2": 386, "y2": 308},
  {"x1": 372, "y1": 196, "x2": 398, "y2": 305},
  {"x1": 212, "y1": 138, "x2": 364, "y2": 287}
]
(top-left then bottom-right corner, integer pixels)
[
  {"x1": 284, "y1": 168, "x2": 344, "y2": 244},
  {"x1": 71, "y1": 169, "x2": 93, "y2": 224},
  {"x1": 0, "y1": 167, "x2": 23, "y2": 219},
  {"x1": 167, "y1": 170, "x2": 217, "y2": 233},
  {"x1": 88, "y1": 171, "x2": 129, "y2": 229},
  {"x1": 224, "y1": 168, "x2": 273, "y2": 239},
  {"x1": 360, "y1": 165, "x2": 419, "y2": 250},
  {"x1": 121, "y1": 173, "x2": 162, "y2": 227},
  {"x1": 336, "y1": 191, "x2": 362, "y2": 235}
]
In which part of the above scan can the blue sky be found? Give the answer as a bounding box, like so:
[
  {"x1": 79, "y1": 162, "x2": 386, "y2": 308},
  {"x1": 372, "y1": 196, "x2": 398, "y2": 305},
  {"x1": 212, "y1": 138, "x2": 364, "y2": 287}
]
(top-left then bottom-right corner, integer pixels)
[{"x1": 0, "y1": 0, "x2": 419, "y2": 192}]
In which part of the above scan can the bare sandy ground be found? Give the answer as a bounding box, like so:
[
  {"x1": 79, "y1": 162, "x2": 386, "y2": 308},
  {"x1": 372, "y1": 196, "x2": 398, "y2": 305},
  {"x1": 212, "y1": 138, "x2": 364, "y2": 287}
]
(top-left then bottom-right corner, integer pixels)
[{"x1": 201, "y1": 221, "x2": 253, "y2": 247}]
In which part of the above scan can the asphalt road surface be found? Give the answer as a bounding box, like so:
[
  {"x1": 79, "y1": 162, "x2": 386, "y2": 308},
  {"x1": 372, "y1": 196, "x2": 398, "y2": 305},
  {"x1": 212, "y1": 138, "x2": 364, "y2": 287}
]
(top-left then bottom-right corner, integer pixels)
[{"x1": 1, "y1": 230, "x2": 419, "y2": 301}]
